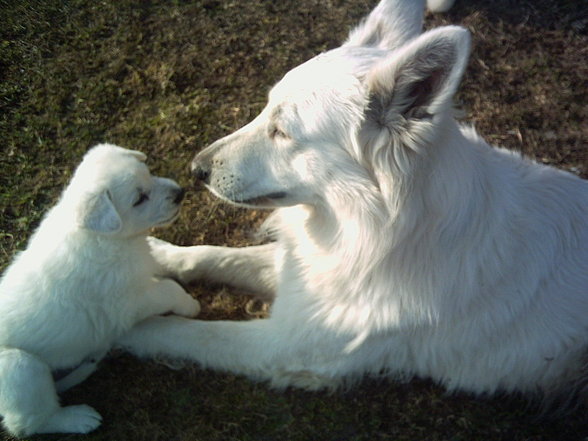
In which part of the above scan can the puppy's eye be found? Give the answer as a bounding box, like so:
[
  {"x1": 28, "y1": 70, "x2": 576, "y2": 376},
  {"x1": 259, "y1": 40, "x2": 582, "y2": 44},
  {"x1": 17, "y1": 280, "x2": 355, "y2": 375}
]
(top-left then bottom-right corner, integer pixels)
[{"x1": 133, "y1": 193, "x2": 149, "y2": 207}]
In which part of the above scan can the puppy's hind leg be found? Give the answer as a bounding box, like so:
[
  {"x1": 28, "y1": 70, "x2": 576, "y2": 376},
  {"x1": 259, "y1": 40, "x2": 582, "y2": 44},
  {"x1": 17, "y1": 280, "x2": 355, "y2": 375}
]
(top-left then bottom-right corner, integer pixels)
[{"x1": 0, "y1": 348, "x2": 101, "y2": 436}]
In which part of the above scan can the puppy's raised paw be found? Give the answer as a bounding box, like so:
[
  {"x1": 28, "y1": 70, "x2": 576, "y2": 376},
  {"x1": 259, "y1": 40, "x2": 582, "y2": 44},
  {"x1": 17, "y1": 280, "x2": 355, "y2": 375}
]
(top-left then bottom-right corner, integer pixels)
[
  {"x1": 147, "y1": 236, "x2": 176, "y2": 258},
  {"x1": 173, "y1": 296, "x2": 201, "y2": 318}
]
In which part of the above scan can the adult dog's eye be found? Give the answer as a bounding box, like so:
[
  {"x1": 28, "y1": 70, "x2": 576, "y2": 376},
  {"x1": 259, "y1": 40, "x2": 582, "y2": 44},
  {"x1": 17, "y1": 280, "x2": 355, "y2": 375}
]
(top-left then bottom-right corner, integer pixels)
[
  {"x1": 133, "y1": 192, "x2": 149, "y2": 207},
  {"x1": 269, "y1": 125, "x2": 289, "y2": 140}
]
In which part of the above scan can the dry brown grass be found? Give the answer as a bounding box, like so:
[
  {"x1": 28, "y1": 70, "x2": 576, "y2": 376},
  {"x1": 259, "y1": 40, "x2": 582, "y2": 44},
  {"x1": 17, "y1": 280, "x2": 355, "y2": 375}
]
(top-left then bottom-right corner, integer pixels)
[{"x1": 0, "y1": 0, "x2": 587, "y2": 440}]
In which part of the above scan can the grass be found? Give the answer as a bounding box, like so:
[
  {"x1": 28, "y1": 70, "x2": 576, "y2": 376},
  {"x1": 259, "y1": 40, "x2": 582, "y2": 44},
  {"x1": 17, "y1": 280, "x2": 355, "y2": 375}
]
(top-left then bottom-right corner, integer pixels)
[{"x1": 0, "y1": 0, "x2": 587, "y2": 439}]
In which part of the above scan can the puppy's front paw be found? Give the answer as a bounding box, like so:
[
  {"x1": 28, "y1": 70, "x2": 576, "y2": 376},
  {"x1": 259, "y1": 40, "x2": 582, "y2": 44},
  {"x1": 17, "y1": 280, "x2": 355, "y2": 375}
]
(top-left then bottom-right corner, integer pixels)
[
  {"x1": 172, "y1": 296, "x2": 201, "y2": 318},
  {"x1": 37, "y1": 405, "x2": 102, "y2": 434}
]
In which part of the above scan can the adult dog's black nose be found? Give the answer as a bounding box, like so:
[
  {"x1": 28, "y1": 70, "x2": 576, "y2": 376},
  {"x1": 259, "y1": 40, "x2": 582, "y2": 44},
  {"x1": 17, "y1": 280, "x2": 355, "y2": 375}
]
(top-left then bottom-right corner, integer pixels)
[
  {"x1": 191, "y1": 153, "x2": 212, "y2": 184},
  {"x1": 191, "y1": 163, "x2": 210, "y2": 184},
  {"x1": 192, "y1": 141, "x2": 224, "y2": 185}
]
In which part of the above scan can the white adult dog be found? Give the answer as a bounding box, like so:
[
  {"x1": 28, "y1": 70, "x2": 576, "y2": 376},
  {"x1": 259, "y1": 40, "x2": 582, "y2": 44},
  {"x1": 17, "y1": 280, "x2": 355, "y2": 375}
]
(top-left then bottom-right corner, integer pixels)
[
  {"x1": 0, "y1": 144, "x2": 200, "y2": 437},
  {"x1": 121, "y1": 0, "x2": 588, "y2": 404}
]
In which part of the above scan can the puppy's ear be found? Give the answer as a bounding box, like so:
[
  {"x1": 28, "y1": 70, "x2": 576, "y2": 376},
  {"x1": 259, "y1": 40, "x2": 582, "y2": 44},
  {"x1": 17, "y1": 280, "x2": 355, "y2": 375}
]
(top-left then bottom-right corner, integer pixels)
[
  {"x1": 125, "y1": 149, "x2": 147, "y2": 162},
  {"x1": 344, "y1": 0, "x2": 425, "y2": 50},
  {"x1": 363, "y1": 26, "x2": 470, "y2": 127},
  {"x1": 78, "y1": 190, "x2": 122, "y2": 234},
  {"x1": 89, "y1": 143, "x2": 147, "y2": 162}
]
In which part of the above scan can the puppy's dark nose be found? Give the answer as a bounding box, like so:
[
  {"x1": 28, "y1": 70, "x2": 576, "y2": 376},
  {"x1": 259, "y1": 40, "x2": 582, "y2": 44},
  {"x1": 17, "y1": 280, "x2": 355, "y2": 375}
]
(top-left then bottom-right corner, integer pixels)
[
  {"x1": 191, "y1": 160, "x2": 211, "y2": 184},
  {"x1": 173, "y1": 187, "x2": 186, "y2": 204}
]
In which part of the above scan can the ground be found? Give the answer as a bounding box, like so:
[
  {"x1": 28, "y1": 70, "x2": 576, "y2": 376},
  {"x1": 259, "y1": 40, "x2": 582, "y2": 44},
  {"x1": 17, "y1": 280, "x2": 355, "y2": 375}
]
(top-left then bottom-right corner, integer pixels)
[{"x1": 0, "y1": 0, "x2": 587, "y2": 440}]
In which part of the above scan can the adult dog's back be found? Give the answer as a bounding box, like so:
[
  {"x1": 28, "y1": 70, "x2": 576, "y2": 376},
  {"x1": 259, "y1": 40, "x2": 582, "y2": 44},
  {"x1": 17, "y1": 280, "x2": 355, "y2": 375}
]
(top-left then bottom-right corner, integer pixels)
[{"x1": 120, "y1": 0, "x2": 588, "y2": 402}]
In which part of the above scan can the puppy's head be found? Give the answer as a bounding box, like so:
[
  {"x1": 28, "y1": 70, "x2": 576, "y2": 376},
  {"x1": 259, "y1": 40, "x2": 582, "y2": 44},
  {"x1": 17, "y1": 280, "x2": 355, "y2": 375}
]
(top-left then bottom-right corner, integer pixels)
[{"x1": 64, "y1": 144, "x2": 184, "y2": 237}]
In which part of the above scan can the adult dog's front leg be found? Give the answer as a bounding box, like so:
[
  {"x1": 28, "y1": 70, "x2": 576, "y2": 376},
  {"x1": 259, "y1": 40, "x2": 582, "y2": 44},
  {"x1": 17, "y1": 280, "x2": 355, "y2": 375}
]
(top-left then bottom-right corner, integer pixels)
[
  {"x1": 117, "y1": 316, "x2": 341, "y2": 390},
  {"x1": 149, "y1": 238, "x2": 277, "y2": 301}
]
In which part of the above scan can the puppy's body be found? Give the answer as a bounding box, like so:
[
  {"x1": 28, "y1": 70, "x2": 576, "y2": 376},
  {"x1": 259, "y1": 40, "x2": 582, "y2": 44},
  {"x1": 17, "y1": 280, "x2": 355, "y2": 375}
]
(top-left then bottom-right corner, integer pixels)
[
  {"x1": 2, "y1": 228, "x2": 158, "y2": 369},
  {"x1": 0, "y1": 144, "x2": 199, "y2": 437},
  {"x1": 120, "y1": 0, "x2": 588, "y2": 403}
]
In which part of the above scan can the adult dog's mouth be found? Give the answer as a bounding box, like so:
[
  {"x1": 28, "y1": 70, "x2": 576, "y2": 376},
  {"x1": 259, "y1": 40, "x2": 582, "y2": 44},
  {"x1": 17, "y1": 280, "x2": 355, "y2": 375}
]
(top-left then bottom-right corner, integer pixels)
[
  {"x1": 237, "y1": 192, "x2": 287, "y2": 206},
  {"x1": 235, "y1": 191, "x2": 286, "y2": 205},
  {"x1": 199, "y1": 183, "x2": 288, "y2": 208}
]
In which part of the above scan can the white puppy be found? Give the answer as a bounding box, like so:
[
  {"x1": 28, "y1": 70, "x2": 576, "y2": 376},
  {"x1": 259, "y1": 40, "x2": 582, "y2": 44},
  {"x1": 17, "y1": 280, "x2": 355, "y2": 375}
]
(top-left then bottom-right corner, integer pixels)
[{"x1": 0, "y1": 144, "x2": 200, "y2": 437}]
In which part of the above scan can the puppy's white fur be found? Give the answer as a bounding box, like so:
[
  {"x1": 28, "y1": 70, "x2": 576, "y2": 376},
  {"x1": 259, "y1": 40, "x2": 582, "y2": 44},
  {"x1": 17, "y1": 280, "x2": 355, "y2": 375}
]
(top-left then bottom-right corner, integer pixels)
[
  {"x1": 120, "y1": 0, "x2": 588, "y2": 403},
  {"x1": 0, "y1": 144, "x2": 200, "y2": 437}
]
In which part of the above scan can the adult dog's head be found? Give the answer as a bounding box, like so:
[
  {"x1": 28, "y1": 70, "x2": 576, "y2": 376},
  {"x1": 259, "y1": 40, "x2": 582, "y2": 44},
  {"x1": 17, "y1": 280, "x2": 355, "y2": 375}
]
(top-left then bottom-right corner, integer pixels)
[
  {"x1": 62, "y1": 144, "x2": 184, "y2": 237},
  {"x1": 191, "y1": 0, "x2": 470, "y2": 218}
]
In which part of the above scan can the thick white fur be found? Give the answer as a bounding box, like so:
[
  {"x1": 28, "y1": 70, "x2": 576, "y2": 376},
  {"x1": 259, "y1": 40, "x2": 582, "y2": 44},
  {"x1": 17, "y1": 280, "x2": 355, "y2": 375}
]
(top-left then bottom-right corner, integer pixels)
[
  {"x1": 0, "y1": 144, "x2": 200, "y2": 437},
  {"x1": 120, "y1": 0, "x2": 588, "y2": 402}
]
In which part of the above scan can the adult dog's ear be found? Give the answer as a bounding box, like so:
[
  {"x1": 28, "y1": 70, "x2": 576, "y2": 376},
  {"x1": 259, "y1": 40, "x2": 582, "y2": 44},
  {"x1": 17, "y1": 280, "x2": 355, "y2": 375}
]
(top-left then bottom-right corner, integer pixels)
[
  {"x1": 78, "y1": 190, "x2": 122, "y2": 234},
  {"x1": 344, "y1": 0, "x2": 425, "y2": 50},
  {"x1": 362, "y1": 26, "x2": 470, "y2": 136},
  {"x1": 357, "y1": 27, "x2": 470, "y2": 214}
]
